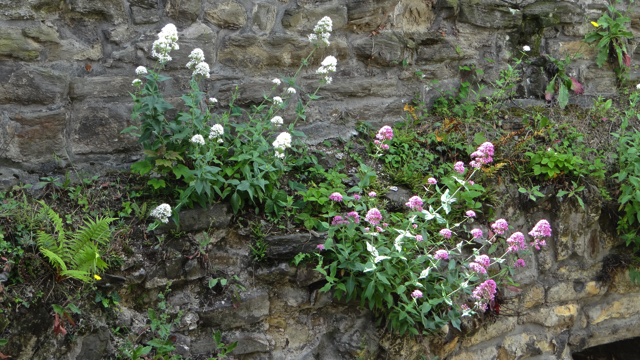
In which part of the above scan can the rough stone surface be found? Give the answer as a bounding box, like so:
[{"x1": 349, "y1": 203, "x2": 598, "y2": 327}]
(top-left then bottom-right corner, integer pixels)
[
  {"x1": 156, "y1": 203, "x2": 232, "y2": 233},
  {"x1": 205, "y1": 1, "x2": 247, "y2": 29},
  {"x1": 198, "y1": 288, "x2": 270, "y2": 329},
  {"x1": 251, "y1": 3, "x2": 277, "y2": 34},
  {"x1": 265, "y1": 232, "x2": 327, "y2": 259}
]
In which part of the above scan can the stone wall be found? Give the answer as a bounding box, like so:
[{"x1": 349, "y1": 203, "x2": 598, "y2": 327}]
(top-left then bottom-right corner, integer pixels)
[{"x1": 1, "y1": 0, "x2": 639, "y2": 183}]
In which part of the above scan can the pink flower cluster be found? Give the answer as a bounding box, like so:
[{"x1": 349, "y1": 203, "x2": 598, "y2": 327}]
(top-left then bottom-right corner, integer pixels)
[
  {"x1": 469, "y1": 254, "x2": 491, "y2": 274},
  {"x1": 415, "y1": 235, "x2": 423, "y2": 241},
  {"x1": 365, "y1": 208, "x2": 382, "y2": 225},
  {"x1": 466, "y1": 210, "x2": 476, "y2": 218},
  {"x1": 470, "y1": 142, "x2": 494, "y2": 169},
  {"x1": 353, "y1": 194, "x2": 361, "y2": 200},
  {"x1": 331, "y1": 215, "x2": 348, "y2": 226},
  {"x1": 491, "y1": 219, "x2": 509, "y2": 235},
  {"x1": 427, "y1": 177, "x2": 437, "y2": 185},
  {"x1": 406, "y1": 196, "x2": 424, "y2": 211},
  {"x1": 439, "y1": 228, "x2": 452, "y2": 239},
  {"x1": 347, "y1": 211, "x2": 360, "y2": 223},
  {"x1": 411, "y1": 289, "x2": 423, "y2": 299},
  {"x1": 454, "y1": 161, "x2": 465, "y2": 174},
  {"x1": 506, "y1": 232, "x2": 527, "y2": 253},
  {"x1": 514, "y1": 259, "x2": 526, "y2": 267},
  {"x1": 470, "y1": 228, "x2": 483, "y2": 239},
  {"x1": 329, "y1": 192, "x2": 343, "y2": 202},
  {"x1": 529, "y1": 219, "x2": 552, "y2": 250},
  {"x1": 374, "y1": 126, "x2": 393, "y2": 150},
  {"x1": 434, "y1": 249, "x2": 448, "y2": 260},
  {"x1": 368, "y1": 191, "x2": 377, "y2": 197},
  {"x1": 472, "y1": 279, "x2": 497, "y2": 312}
]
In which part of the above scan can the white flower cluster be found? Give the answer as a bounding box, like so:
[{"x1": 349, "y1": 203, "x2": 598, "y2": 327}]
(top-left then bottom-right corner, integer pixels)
[
  {"x1": 185, "y1": 48, "x2": 210, "y2": 78},
  {"x1": 272, "y1": 78, "x2": 281, "y2": 85},
  {"x1": 316, "y1": 55, "x2": 337, "y2": 84},
  {"x1": 523, "y1": 45, "x2": 531, "y2": 52},
  {"x1": 273, "y1": 96, "x2": 283, "y2": 105},
  {"x1": 209, "y1": 97, "x2": 218, "y2": 104},
  {"x1": 186, "y1": 48, "x2": 204, "y2": 69},
  {"x1": 313, "y1": 16, "x2": 332, "y2": 45},
  {"x1": 286, "y1": 87, "x2": 296, "y2": 95},
  {"x1": 190, "y1": 134, "x2": 205, "y2": 145},
  {"x1": 209, "y1": 124, "x2": 224, "y2": 143},
  {"x1": 152, "y1": 23, "x2": 179, "y2": 63},
  {"x1": 271, "y1": 116, "x2": 283, "y2": 126},
  {"x1": 132, "y1": 79, "x2": 142, "y2": 87},
  {"x1": 150, "y1": 203, "x2": 172, "y2": 224},
  {"x1": 135, "y1": 66, "x2": 148, "y2": 75},
  {"x1": 193, "y1": 62, "x2": 210, "y2": 78},
  {"x1": 273, "y1": 132, "x2": 292, "y2": 158}
]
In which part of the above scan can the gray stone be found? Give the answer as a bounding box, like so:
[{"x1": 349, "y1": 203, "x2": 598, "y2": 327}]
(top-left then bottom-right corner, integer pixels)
[
  {"x1": 166, "y1": 0, "x2": 202, "y2": 25},
  {"x1": 253, "y1": 263, "x2": 296, "y2": 284},
  {"x1": 265, "y1": 232, "x2": 327, "y2": 259},
  {"x1": 297, "y1": 121, "x2": 358, "y2": 146},
  {"x1": 70, "y1": 76, "x2": 133, "y2": 100},
  {"x1": 396, "y1": 0, "x2": 436, "y2": 31},
  {"x1": 0, "y1": 26, "x2": 42, "y2": 61},
  {"x1": 156, "y1": 203, "x2": 232, "y2": 233},
  {"x1": 278, "y1": 286, "x2": 309, "y2": 307},
  {"x1": 416, "y1": 39, "x2": 473, "y2": 64},
  {"x1": 282, "y1": 4, "x2": 347, "y2": 32},
  {"x1": 22, "y1": 24, "x2": 60, "y2": 43},
  {"x1": 297, "y1": 263, "x2": 324, "y2": 287},
  {"x1": 184, "y1": 258, "x2": 206, "y2": 280},
  {"x1": 523, "y1": 1, "x2": 584, "y2": 25},
  {"x1": 48, "y1": 39, "x2": 103, "y2": 62},
  {"x1": 70, "y1": 328, "x2": 110, "y2": 360},
  {"x1": 1, "y1": 110, "x2": 67, "y2": 167},
  {"x1": 130, "y1": 0, "x2": 159, "y2": 8},
  {"x1": 0, "y1": 66, "x2": 69, "y2": 105},
  {"x1": 68, "y1": 101, "x2": 139, "y2": 155},
  {"x1": 346, "y1": 0, "x2": 399, "y2": 33},
  {"x1": 131, "y1": 6, "x2": 160, "y2": 24},
  {"x1": 66, "y1": 0, "x2": 127, "y2": 23},
  {"x1": 129, "y1": 268, "x2": 146, "y2": 284},
  {"x1": 354, "y1": 32, "x2": 407, "y2": 66},
  {"x1": 251, "y1": 3, "x2": 277, "y2": 34},
  {"x1": 458, "y1": 0, "x2": 522, "y2": 29},
  {"x1": 205, "y1": 1, "x2": 247, "y2": 29},
  {"x1": 105, "y1": 25, "x2": 139, "y2": 46},
  {"x1": 198, "y1": 288, "x2": 270, "y2": 329},
  {"x1": 383, "y1": 185, "x2": 414, "y2": 209},
  {"x1": 228, "y1": 332, "x2": 270, "y2": 355}
]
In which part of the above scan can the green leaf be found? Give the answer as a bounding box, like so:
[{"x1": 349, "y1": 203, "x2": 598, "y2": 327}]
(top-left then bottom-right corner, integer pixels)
[
  {"x1": 558, "y1": 83, "x2": 569, "y2": 109},
  {"x1": 147, "y1": 178, "x2": 166, "y2": 189},
  {"x1": 230, "y1": 192, "x2": 241, "y2": 213},
  {"x1": 130, "y1": 160, "x2": 153, "y2": 175}
]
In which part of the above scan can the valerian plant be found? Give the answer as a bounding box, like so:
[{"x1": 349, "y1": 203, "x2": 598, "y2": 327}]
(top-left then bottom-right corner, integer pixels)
[
  {"x1": 307, "y1": 133, "x2": 551, "y2": 335},
  {"x1": 122, "y1": 19, "x2": 338, "y2": 220}
]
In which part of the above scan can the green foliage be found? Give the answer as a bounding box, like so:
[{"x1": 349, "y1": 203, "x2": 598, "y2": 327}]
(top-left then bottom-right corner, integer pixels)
[
  {"x1": 518, "y1": 185, "x2": 545, "y2": 202},
  {"x1": 525, "y1": 148, "x2": 586, "y2": 180},
  {"x1": 250, "y1": 222, "x2": 268, "y2": 262},
  {"x1": 36, "y1": 203, "x2": 115, "y2": 282},
  {"x1": 544, "y1": 53, "x2": 582, "y2": 109},
  {"x1": 207, "y1": 330, "x2": 238, "y2": 359},
  {"x1": 584, "y1": 4, "x2": 634, "y2": 78},
  {"x1": 557, "y1": 181, "x2": 586, "y2": 210},
  {"x1": 612, "y1": 117, "x2": 640, "y2": 250}
]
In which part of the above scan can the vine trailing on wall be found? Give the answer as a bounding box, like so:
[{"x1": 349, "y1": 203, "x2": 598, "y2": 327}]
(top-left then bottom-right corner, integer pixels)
[{"x1": 122, "y1": 19, "x2": 337, "y2": 223}]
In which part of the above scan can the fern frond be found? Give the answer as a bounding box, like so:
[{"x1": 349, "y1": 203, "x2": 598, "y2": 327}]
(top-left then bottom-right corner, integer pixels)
[
  {"x1": 37, "y1": 231, "x2": 56, "y2": 251},
  {"x1": 72, "y1": 217, "x2": 115, "y2": 249},
  {"x1": 40, "y1": 248, "x2": 68, "y2": 272},
  {"x1": 60, "y1": 270, "x2": 91, "y2": 282}
]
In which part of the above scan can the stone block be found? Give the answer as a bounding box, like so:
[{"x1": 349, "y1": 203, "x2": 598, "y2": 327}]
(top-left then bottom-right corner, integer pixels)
[
  {"x1": 282, "y1": 4, "x2": 348, "y2": 32},
  {"x1": 346, "y1": 0, "x2": 398, "y2": 33},
  {"x1": 253, "y1": 263, "x2": 296, "y2": 284},
  {"x1": 354, "y1": 32, "x2": 407, "y2": 66},
  {"x1": 462, "y1": 317, "x2": 516, "y2": 347},
  {"x1": 70, "y1": 76, "x2": 133, "y2": 100},
  {"x1": 131, "y1": 6, "x2": 160, "y2": 24},
  {"x1": 501, "y1": 332, "x2": 553, "y2": 359},
  {"x1": 69, "y1": 328, "x2": 110, "y2": 360},
  {"x1": 68, "y1": 101, "x2": 139, "y2": 155},
  {"x1": 205, "y1": 1, "x2": 247, "y2": 29},
  {"x1": 449, "y1": 346, "x2": 498, "y2": 360},
  {"x1": 519, "y1": 283, "x2": 544, "y2": 309},
  {"x1": 156, "y1": 203, "x2": 232, "y2": 233},
  {"x1": 49, "y1": 39, "x2": 102, "y2": 62},
  {"x1": 520, "y1": 303, "x2": 579, "y2": 328},
  {"x1": 277, "y1": 286, "x2": 309, "y2": 307},
  {"x1": 458, "y1": 0, "x2": 522, "y2": 29},
  {"x1": 66, "y1": 0, "x2": 127, "y2": 23},
  {"x1": 2, "y1": 110, "x2": 67, "y2": 166},
  {"x1": 166, "y1": 0, "x2": 202, "y2": 25},
  {"x1": 396, "y1": 0, "x2": 436, "y2": 32},
  {"x1": 130, "y1": 0, "x2": 159, "y2": 8},
  {"x1": 320, "y1": 77, "x2": 399, "y2": 98},
  {"x1": 584, "y1": 293, "x2": 640, "y2": 325},
  {"x1": 251, "y1": 3, "x2": 277, "y2": 34},
  {"x1": 0, "y1": 27, "x2": 42, "y2": 61},
  {"x1": 265, "y1": 232, "x2": 327, "y2": 259},
  {"x1": 218, "y1": 33, "x2": 347, "y2": 69},
  {"x1": 228, "y1": 332, "x2": 270, "y2": 355},
  {"x1": 547, "y1": 281, "x2": 605, "y2": 303},
  {"x1": 198, "y1": 288, "x2": 270, "y2": 329},
  {"x1": 22, "y1": 24, "x2": 60, "y2": 43},
  {"x1": 523, "y1": 1, "x2": 584, "y2": 27},
  {"x1": 0, "y1": 66, "x2": 69, "y2": 105}
]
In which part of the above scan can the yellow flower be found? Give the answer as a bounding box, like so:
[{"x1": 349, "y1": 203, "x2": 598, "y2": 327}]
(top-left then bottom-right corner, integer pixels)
[
  {"x1": 591, "y1": 21, "x2": 599, "y2": 28},
  {"x1": 94, "y1": 275, "x2": 102, "y2": 280}
]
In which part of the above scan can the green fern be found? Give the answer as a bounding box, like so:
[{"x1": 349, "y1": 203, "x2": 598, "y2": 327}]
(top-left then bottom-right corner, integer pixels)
[{"x1": 36, "y1": 202, "x2": 115, "y2": 282}]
